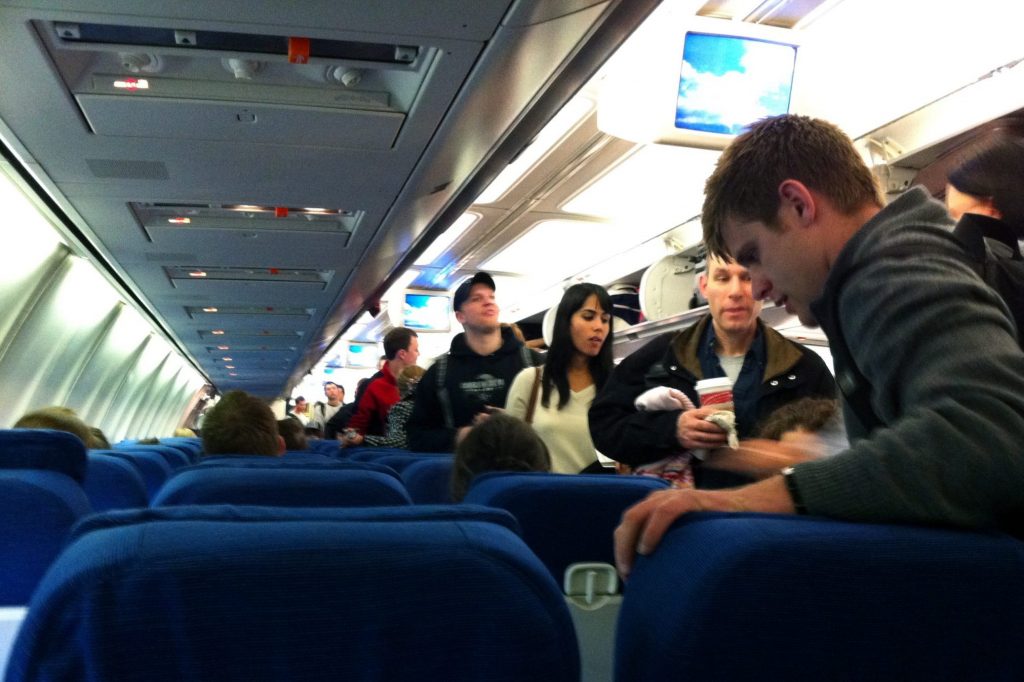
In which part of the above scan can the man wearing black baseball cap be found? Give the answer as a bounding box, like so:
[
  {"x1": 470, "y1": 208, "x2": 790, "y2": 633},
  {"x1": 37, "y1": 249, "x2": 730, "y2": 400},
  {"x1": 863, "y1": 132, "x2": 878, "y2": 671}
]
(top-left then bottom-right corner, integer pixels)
[{"x1": 407, "y1": 271, "x2": 539, "y2": 452}]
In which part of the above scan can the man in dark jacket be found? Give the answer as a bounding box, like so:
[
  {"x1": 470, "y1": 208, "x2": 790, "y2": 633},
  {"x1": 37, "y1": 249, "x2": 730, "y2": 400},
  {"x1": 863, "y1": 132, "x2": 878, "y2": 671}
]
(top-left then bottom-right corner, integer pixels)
[
  {"x1": 408, "y1": 272, "x2": 538, "y2": 452},
  {"x1": 615, "y1": 114, "x2": 1024, "y2": 579},
  {"x1": 590, "y1": 254, "x2": 836, "y2": 488}
]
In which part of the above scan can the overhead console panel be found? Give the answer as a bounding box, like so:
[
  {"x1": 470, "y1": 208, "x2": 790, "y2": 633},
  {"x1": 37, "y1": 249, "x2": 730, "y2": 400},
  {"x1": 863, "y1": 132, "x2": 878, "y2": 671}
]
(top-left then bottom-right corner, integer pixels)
[{"x1": 37, "y1": 19, "x2": 432, "y2": 150}]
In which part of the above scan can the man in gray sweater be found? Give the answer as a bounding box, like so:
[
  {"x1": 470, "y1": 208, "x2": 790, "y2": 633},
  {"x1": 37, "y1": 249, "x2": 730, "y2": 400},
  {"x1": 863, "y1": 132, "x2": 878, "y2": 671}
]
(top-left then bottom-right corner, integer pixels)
[{"x1": 615, "y1": 114, "x2": 1024, "y2": 578}]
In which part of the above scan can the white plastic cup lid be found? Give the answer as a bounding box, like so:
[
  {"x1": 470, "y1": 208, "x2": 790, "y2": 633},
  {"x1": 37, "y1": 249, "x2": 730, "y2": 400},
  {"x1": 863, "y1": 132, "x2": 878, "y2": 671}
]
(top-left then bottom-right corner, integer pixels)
[{"x1": 695, "y1": 377, "x2": 733, "y2": 394}]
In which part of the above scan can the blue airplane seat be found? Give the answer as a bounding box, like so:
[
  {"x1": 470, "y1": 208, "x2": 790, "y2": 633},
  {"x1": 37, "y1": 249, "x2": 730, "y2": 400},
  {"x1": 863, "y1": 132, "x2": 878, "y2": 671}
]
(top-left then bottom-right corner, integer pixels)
[
  {"x1": 309, "y1": 439, "x2": 342, "y2": 457},
  {"x1": 0, "y1": 470, "x2": 91, "y2": 606},
  {"x1": 0, "y1": 428, "x2": 87, "y2": 482},
  {"x1": 116, "y1": 444, "x2": 191, "y2": 469},
  {"x1": 463, "y1": 472, "x2": 668, "y2": 583},
  {"x1": 615, "y1": 512, "x2": 1024, "y2": 681},
  {"x1": 99, "y1": 449, "x2": 174, "y2": 500},
  {"x1": 281, "y1": 450, "x2": 337, "y2": 462},
  {"x1": 151, "y1": 467, "x2": 412, "y2": 508},
  {"x1": 0, "y1": 429, "x2": 93, "y2": 604},
  {"x1": 159, "y1": 437, "x2": 203, "y2": 461},
  {"x1": 373, "y1": 452, "x2": 447, "y2": 474},
  {"x1": 193, "y1": 456, "x2": 402, "y2": 481},
  {"x1": 401, "y1": 456, "x2": 456, "y2": 504},
  {"x1": 6, "y1": 505, "x2": 578, "y2": 681},
  {"x1": 84, "y1": 452, "x2": 148, "y2": 512},
  {"x1": 346, "y1": 447, "x2": 414, "y2": 462}
]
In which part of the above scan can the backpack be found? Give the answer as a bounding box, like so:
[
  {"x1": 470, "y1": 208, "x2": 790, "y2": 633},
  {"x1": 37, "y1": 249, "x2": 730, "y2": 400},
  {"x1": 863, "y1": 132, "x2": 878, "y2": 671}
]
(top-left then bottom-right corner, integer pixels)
[
  {"x1": 832, "y1": 214, "x2": 1024, "y2": 433},
  {"x1": 952, "y1": 213, "x2": 1024, "y2": 338}
]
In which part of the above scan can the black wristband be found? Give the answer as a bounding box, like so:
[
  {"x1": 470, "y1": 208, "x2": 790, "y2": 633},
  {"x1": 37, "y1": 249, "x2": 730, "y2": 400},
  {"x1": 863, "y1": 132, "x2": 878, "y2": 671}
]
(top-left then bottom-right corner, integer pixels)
[{"x1": 780, "y1": 467, "x2": 808, "y2": 515}]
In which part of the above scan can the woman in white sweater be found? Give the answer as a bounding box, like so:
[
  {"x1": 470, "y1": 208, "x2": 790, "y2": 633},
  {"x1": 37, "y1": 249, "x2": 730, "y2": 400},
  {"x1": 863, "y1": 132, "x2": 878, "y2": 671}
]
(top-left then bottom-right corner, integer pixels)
[{"x1": 505, "y1": 283, "x2": 613, "y2": 473}]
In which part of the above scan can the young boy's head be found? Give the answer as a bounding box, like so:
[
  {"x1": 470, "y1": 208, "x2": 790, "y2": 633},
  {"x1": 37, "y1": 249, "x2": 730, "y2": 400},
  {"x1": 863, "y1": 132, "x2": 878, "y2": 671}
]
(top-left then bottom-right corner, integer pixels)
[
  {"x1": 756, "y1": 397, "x2": 839, "y2": 441},
  {"x1": 451, "y1": 413, "x2": 551, "y2": 501}
]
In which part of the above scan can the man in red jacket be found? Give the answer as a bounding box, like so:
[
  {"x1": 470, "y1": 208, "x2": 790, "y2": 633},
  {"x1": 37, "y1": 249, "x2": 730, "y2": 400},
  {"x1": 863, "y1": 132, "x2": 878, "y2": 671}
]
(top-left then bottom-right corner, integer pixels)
[{"x1": 341, "y1": 327, "x2": 419, "y2": 446}]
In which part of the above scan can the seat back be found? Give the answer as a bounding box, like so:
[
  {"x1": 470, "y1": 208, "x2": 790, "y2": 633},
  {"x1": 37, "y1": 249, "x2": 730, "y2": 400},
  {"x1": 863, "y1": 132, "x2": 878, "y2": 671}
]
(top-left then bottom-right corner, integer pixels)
[
  {"x1": 116, "y1": 444, "x2": 191, "y2": 469},
  {"x1": 7, "y1": 505, "x2": 579, "y2": 681},
  {"x1": 84, "y1": 452, "x2": 149, "y2": 512},
  {"x1": 0, "y1": 429, "x2": 87, "y2": 483},
  {"x1": 152, "y1": 467, "x2": 412, "y2": 508},
  {"x1": 195, "y1": 456, "x2": 401, "y2": 480},
  {"x1": 401, "y1": 456, "x2": 455, "y2": 504},
  {"x1": 159, "y1": 437, "x2": 203, "y2": 461},
  {"x1": 0, "y1": 470, "x2": 91, "y2": 605},
  {"x1": 463, "y1": 472, "x2": 668, "y2": 582},
  {"x1": 615, "y1": 513, "x2": 1024, "y2": 681},
  {"x1": 374, "y1": 453, "x2": 444, "y2": 474},
  {"x1": 99, "y1": 449, "x2": 174, "y2": 499},
  {"x1": 308, "y1": 439, "x2": 342, "y2": 457}
]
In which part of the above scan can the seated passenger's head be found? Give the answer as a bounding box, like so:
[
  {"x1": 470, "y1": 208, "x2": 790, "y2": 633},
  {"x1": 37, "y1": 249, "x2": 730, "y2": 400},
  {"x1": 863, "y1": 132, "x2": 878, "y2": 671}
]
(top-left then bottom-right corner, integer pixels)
[
  {"x1": 699, "y1": 254, "x2": 762, "y2": 335},
  {"x1": 201, "y1": 391, "x2": 284, "y2": 457},
  {"x1": 89, "y1": 426, "x2": 111, "y2": 449},
  {"x1": 14, "y1": 406, "x2": 95, "y2": 447},
  {"x1": 756, "y1": 397, "x2": 840, "y2": 441},
  {"x1": 451, "y1": 413, "x2": 551, "y2": 501},
  {"x1": 277, "y1": 418, "x2": 308, "y2": 451},
  {"x1": 946, "y1": 137, "x2": 1024, "y2": 239},
  {"x1": 396, "y1": 365, "x2": 426, "y2": 399}
]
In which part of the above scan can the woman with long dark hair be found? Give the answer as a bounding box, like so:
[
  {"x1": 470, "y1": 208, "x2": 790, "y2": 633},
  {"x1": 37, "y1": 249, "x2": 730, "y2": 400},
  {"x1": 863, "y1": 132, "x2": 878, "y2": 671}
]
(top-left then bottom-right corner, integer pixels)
[
  {"x1": 505, "y1": 283, "x2": 613, "y2": 473},
  {"x1": 946, "y1": 137, "x2": 1024, "y2": 237}
]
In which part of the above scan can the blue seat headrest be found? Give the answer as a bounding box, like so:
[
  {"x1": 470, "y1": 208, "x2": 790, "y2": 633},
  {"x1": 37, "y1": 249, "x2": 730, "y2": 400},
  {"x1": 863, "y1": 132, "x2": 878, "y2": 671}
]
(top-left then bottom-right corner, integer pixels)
[{"x1": 0, "y1": 429, "x2": 87, "y2": 483}]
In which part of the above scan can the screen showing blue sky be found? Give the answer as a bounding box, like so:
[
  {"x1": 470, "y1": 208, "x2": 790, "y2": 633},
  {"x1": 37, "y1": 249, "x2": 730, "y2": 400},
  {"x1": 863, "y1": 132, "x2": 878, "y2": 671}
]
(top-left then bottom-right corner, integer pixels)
[
  {"x1": 676, "y1": 32, "x2": 796, "y2": 135},
  {"x1": 403, "y1": 293, "x2": 450, "y2": 332},
  {"x1": 347, "y1": 343, "x2": 378, "y2": 368}
]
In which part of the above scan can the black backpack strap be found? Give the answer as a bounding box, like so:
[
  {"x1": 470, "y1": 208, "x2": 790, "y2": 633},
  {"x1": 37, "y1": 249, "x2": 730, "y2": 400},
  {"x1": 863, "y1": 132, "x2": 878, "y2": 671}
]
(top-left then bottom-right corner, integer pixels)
[
  {"x1": 519, "y1": 344, "x2": 535, "y2": 369},
  {"x1": 435, "y1": 353, "x2": 455, "y2": 429},
  {"x1": 952, "y1": 214, "x2": 1024, "y2": 340}
]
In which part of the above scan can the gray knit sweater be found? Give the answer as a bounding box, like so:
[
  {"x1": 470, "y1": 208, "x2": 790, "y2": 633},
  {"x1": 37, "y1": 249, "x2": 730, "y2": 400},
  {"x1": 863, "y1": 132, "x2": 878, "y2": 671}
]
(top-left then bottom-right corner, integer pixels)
[{"x1": 797, "y1": 187, "x2": 1024, "y2": 535}]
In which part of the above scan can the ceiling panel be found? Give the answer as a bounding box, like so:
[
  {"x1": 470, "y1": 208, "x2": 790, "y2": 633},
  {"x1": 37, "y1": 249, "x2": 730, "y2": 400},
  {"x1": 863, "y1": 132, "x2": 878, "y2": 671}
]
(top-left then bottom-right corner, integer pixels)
[{"x1": 0, "y1": 0, "x2": 659, "y2": 397}]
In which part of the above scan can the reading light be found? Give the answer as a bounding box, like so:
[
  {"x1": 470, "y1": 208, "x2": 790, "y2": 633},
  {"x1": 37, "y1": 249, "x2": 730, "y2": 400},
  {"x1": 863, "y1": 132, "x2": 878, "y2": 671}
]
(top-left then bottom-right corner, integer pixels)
[
  {"x1": 224, "y1": 58, "x2": 263, "y2": 80},
  {"x1": 202, "y1": 307, "x2": 218, "y2": 313},
  {"x1": 211, "y1": 330, "x2": 225, "y2": 335},
  {"x1": 222, "y1": 357, "x2": 232, "y2": 361},
  {"x1": 188, "y1": 270, "x2": 207, "y2": 278},
  {"x1": 168, "y1": 217, "x2": 191, "y2": 224},
  {"x1": 225, "y1": 365, "x2": 235, "y2": 369},
  {"x1": 229, "y1": 372, "x2": 238, "y2": 376},
  {"x1": 217, "y1": 345, "x2": 230, "y2": 350}
]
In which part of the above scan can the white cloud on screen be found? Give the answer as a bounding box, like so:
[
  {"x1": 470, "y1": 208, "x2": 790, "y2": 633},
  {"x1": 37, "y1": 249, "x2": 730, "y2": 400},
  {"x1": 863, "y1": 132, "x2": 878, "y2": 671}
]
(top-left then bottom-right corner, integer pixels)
[{"x1": 677, "y1": 39, "x2": 795, "y2": 134}]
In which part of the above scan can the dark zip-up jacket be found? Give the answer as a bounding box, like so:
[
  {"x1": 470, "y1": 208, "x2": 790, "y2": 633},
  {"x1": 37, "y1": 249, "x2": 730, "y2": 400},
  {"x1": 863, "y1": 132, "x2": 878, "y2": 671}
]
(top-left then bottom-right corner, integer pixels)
[
  {"x1": 407, "y1": 327, "x2": 539, "y2": 453},
  {"x1": 589, "y1": 314, "x2": 836, "y2": 470},
  {"x1": 797, "y1": 187, "x2": 1024, "y2": 535}
]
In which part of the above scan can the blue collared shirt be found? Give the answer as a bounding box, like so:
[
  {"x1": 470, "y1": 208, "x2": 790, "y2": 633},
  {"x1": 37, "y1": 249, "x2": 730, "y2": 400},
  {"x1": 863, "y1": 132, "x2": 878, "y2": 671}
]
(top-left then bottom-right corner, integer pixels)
[{"x1": 697, "y1": 322, "x2": 766, "y2": 438}]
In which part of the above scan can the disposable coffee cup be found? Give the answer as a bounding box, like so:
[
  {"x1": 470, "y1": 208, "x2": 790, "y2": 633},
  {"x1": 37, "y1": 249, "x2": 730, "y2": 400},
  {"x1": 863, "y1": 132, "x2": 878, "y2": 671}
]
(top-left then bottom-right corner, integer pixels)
[{"x1": 695, "y1": 377, "x2": 734, "y2": 412}]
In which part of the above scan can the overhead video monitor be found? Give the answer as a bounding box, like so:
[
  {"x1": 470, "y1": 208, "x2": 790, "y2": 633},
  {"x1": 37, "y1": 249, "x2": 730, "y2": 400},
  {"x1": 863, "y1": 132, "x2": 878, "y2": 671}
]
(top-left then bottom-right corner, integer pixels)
[
  {"x1": 598, "y1": 14, "x2": 799, "y2": 150},
  {"x1": 675, "y1": 32, "x2": 796, "y2": 136},
  {"x1": 346, "y1": 342, "x2": 378, "y2": 369},
  {"x1": 402, "y1": 291, "x2": 451, "y2": 332}
]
